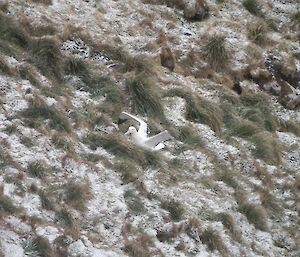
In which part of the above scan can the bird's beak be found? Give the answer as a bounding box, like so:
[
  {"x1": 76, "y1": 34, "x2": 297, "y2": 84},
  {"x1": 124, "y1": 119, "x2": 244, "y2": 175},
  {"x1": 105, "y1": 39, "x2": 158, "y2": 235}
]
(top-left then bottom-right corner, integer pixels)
[{"x1": 124, "y1": 131, "x2": 130, "y2": 136}]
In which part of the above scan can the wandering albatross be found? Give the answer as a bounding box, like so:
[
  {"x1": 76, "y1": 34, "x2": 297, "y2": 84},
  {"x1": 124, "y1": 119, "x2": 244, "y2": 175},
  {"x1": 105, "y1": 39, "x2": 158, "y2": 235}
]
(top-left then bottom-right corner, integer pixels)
[{"x1": 118, "y1": 112, "x2": 172, "y2": 150}]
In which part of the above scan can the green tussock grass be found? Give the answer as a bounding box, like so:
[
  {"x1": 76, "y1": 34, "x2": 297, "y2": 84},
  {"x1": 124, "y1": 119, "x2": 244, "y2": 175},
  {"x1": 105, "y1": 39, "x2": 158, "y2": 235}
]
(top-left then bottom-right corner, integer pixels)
[
  {"x1": 222, "y1": 92, "x2": 281, "y2": 164},
  {"x1": 290, "y1": 11, "x2": 300, "y2": 26},
  {"x1": 0, "y1": 12, "x2": 30, "y2": 49},
  {"x1": 126, "y1": 76, "x2": 164, "y2": 119},
  {"x1": 240, "y1": 93, "x2": 278, "y2": 132},
  {"x1": 18, "y1": 65, "x2": 42, "y2": 88},
  {"x1": 27, "y1": 161, "x2": 47, "y2": 179},
  {"x1": 65, "y1": 57, "x2": 124, "y2": 106},
  {"x1": 177, "y1": 126, "x2": 205, "y2": 149},
  {"x1": 84, "y1": 133, "x2": 161, "y2": 168},
  {"x1": 0, "y1": 194, "x2": 20, "y2": 214},
  {"x1": 55, "y1": 209, "x2": 74, "y2": 228},
  {"x1": 160, "y1": 199, "x2": 185, "y2": 221},
  {"x1": 200, "y1": 228, "x2": 228, "y2": 255},
  {"x1": 216, "y1": 169, "x2": 239, "y2": 189},
  {"x1": 279, "y1": 119, "x2": 300, "y2": 136},
  {"x1": 51, "y1": 133, "x2": 73, "y2": 152},
  {"x1": 29, "y1": 37, "x2": 63, "y2": 81},
  {"x1": 22, "y1": 98, "x2": 71, "y2": 132},
  {"x1": 166, "y1": 88, "x2": 223, "y2": 133},
  {"x1": 20, "y1": 136, "x2": 34, "y2": 148},
  {"x1": 30, "y1": 0, "x2": 53, "y2": 5},
  {"x1": 204, "y1": 35, "x2": 228, "y2": 66},
  {"x1": 0, "y1": 55, "x2": 14, "y2": 76},
  {"x1": 239, "y1": 202, "x2": 268, "y2": 231},
  {"x1": 217, "y1": 212, "x2": 241, "y2": 241},
  {"x1": 64, "y1": 179, "x2": 92, "y2": 212},
  {"x1": 114, "y1": 161, "x2": 141, "y2": 184},
  {"x1": 242, "y1": 0, "x2": 263, "y2": 17},
  {"x1": 251, "y1": 132, "x2": 281, "y2": 165},
  {"x1": 124, "y1": 190, "x2": 145, "y2": 214},
  {"x1": 0, "y1": 147, "x2": 15, "y2": 169},
  {"x1": 247, "y1": 20, "x2": 267, "y2": 44},
  {"x1": 39, "y1": 189, "x2": 55, "y2": 210}
]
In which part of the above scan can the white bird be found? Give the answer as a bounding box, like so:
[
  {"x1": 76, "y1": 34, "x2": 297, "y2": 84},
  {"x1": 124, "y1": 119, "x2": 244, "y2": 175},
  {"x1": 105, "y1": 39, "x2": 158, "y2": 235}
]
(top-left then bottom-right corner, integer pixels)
[{"x1": 118, "y1": 112, "x2": 172, "y2": 150}]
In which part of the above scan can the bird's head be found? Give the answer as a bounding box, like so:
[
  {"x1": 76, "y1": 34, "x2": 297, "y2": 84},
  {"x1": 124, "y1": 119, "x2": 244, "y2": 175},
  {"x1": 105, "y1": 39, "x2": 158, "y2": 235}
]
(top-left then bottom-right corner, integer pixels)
[{"x1": 124, "y1": 126, "x2": 137, "y2": 136}]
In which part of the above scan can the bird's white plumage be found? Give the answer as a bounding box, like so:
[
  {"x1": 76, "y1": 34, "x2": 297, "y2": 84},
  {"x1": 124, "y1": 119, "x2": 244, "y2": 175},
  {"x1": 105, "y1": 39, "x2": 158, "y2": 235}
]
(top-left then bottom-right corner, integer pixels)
[{"x1": 118, "y1": 112, "x2": 172, "y2": 150}]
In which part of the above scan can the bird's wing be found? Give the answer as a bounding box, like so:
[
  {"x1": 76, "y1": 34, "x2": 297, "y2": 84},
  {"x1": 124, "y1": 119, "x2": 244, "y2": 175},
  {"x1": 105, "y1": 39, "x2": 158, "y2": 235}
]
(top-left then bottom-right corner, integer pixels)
[
  {"x1": 118, "y1": 112, "x2": 148, "y2": 136},
  {"x1": 144, "y1": 131, "x2": 172, "y2": 148}
]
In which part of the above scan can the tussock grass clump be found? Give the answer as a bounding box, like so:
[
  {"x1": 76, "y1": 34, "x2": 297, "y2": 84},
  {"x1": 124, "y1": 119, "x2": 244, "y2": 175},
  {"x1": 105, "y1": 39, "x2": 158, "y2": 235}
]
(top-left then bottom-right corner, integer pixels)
[
  {"x1": 247, "y1": 20, "x2": 268, "y2": 44},
  {"x1": 240, "y1": 93, "x2": 278, "y2": 132},
  {"x1": 279, "y1": 119, "x2": 300, "y2": 136},
  {"x1": 64, "y1": 56, "x2": 90, "y2": 80},
  {"x1": 86, "y1": 76, "x2": 123, "y2": 103},
  {"x1": 65, "y1": 58, "x2": 124, "y2": 104},
  {"x1": 0, "y1": 12, "x2": 30, "y2": 49},
  {"x1": 51, "y1": 133, "x2": 73, "y2": 152},
  {"x1": 242, "y1": 0, "x2": 263, "y2": 16},
  {"x1": 216, "y1": 169, "x2": 239, "y2": 189},
  {"x1": 84, "y1": 133, "x2": 161, "y2": 168},
  {"x1": 204, "y1": 35, "x2": 228, "y2": 66},
  {"x1": 114, "y1": 161, "x2": 141, "y2": 184},
  {"x1": 239, "y1": 202, "x2": 268, "y2": 231},
  {"x1": 29, "y1": 37, "x2": 63, "y2": 81},
  {"x1": 18, "y1": 65, "x2": 41, "y2": 88},
  {"x1": 98, "y1": 45, "x2": 151, "y2": 74},
  {"x1": 4, "y1": 124, "x2": 18, "y2": 134},
  {"x1": 217, "y1": 212, "x2": 241, "y2": 241},
  {"x1": 20, "y1": 136, "x2": 34, "y2": 148},
  {"x1": 29, "y1": 236, "x2": 53, "y2": 257},
  {"x1": 126, "y1": 76, "x2": 164, "y2": 119},
  {"x1": 84, "y1": 133, "x2": 142, "y2": 161},
  {"x1": 4, "y1": 176, "x2": 25, "y2": 194},
  {"x1": 177, "y1": 126, "x2": 205, "y2": 149},
  {"x1": 166, "y1": 88, "x2": 223, "y2": 133},
  {"x1": 0, "y1": 147, "x2": 14, "y2": 169},
  {"x1": 55, "y1": 209, "x2": 74, "y2": 228},
  {"x1": 290, "y1": 11, "x2": 300, "y2": 26},
  {"x1": 38, "y1": 190, "x2": 55, "y2": 210},
  {"x1": 0, "y1": 55, "x2": 14, "y2": 76},
  {"x1": 0, "y1": 1, "x2": 8, "y2": 11},
  {"x1": 64, "y1": 179, "x2": 92, "y2": 212},
  {"x1": 0, "y1": 194, "x2": 20, "y2": 214},
  {"x1": 27, "y1": 161, "x2": 47, "y2": 179},
  {"x1": 200, "y1": 228, "x2": 228, "y2": 255},
  {"x1": 231, "y1": 121, "x2": 259, "y2": 139},
  {"x1": 161, "y1": 199, "x2": 184, "y2": 221},
  {"x1": 251, "y1": 132, "x2": 281, "y2": 165},
  {"x1": 22, "y1": 98, "x2": 71, "y2": 132},
  {"x1": 30, "y1": 0, "x2": 53, "y2": 5},
  {"x1": 124, "y1": 190, "x2": 145, "y2": 214},
  {"x1": 255, "y1": 187, "x2": 282, "y2": 219},
  {"x1": 123, "y1": 234, "x2": 153, "y2": 257},
  {"x1": 81, "y1": 153, "x2": 102, "y2": 163}
]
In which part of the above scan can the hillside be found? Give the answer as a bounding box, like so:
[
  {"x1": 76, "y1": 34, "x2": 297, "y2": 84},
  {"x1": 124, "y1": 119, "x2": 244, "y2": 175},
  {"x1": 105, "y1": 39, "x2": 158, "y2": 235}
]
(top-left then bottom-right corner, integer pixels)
[{"x1": 0, "y1": 0, "x2": 299, "y2": 256}]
